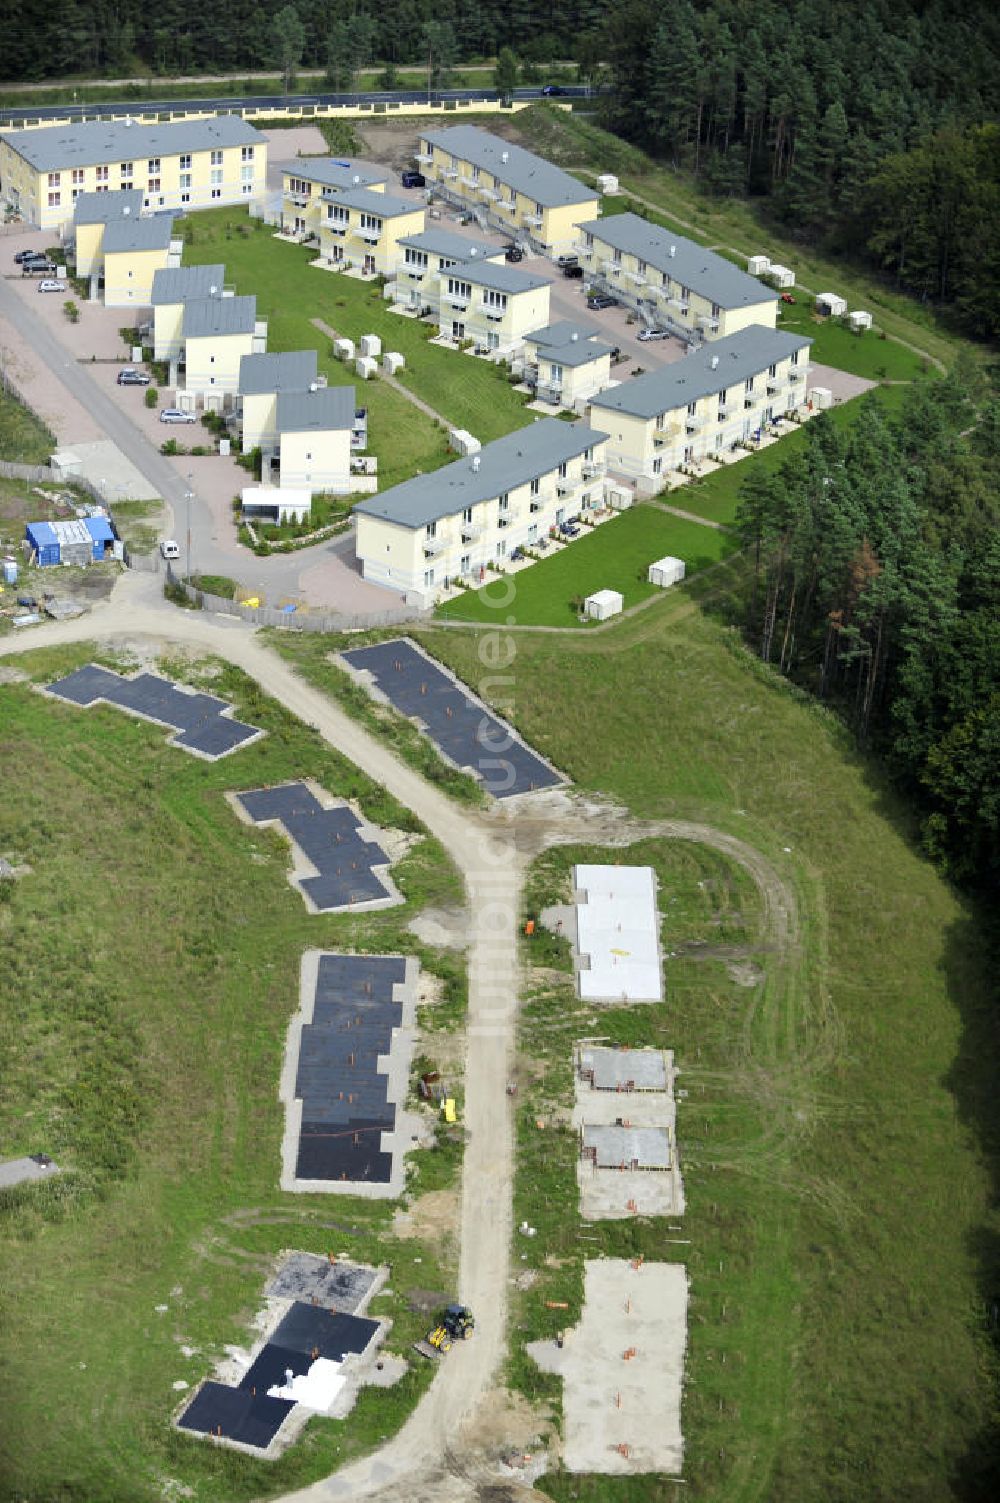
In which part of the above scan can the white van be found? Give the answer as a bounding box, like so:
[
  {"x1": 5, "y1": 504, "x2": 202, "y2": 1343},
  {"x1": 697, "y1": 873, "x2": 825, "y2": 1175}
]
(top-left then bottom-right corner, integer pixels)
[{"x1": 160, "y1": 539, "x2": 181, "y2": 560}]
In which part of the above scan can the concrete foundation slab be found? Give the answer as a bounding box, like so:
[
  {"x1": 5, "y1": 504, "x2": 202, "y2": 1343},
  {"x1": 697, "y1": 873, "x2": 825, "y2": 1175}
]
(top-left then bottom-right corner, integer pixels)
[
  {"x1": 528, "y1": 1258, "x2": 687, "y2": 1475},
  {"x1": 574, "y1": 1045, "x2": 684, "y2": 1218}
]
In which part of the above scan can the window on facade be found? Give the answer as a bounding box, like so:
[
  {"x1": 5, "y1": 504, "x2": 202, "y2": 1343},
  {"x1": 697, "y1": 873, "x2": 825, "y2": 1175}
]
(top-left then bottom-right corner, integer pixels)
[
  {"x1": 462, "y1": 506, "x2": 473, "y2": 523},
  {"x1": 242, "y1": 184, "x2": 252, "y2": 196},
  {"x1": 241, "y1": 145, "x2": 254, "y2": 161},
  {"x1": 557, "y1": 461, "x2": 568, "y2": 478},
  {"x1": 241, "y1": 166, "x2": 253, "y2": 183},
  {"x1": 425, "y1": 521, "x2": 437, "y2": 538},
  {"x1": 95, "y1": 184, "x2": 108, "y2": 193},
  {"x1": 72, "y1": 169, "x2": 84, "y2": 185},
  {"x1": 210, "y1": 169, "x2": 223, "y2": 186},
  {"x1": 180, "y1": 173, "x2": 192, "y2": 190},
  {"x1": 496, "y1": 540, "x2": 507, "y2": 558},
  {"x1": 120, "y1": 162, "x2": 133, "y2": 178},
  {"x1": 712, "y1": 302, "x2": 720, "y2": 318},
  {"x1": 530, "y1": 478, "x2": 540, "y2": 496},
  {"x1": 447, "y1": 278, "x2": 471, "y2": 300},
  {"x1": 47, "y1": 172, "x2": 60, "y2": 187},
  {"x1": 499, "y1": 493, "x2": 509, "y2": 512},
  {"x1": 584, "y1": 232, "x2": 593, "y2": 249},
  {"x1": 148, "y1": 158, "x2": 160, "y2": 173},
  {"x1": 534, "y1": 202, "x2": 542, "y2": 218},
  {"x1": 181, "y1": 192, "x2": 190, "y2": 204},
  {"x1": 148, "y1": 178, "x2": 160, "y2": 193},
  {"x1": 461, "y1": 553, "x2": 471, "y2": 573},
  {"x1": 405, "y1": 249, "x2": 428, "y2": 268},
  {"x1": 551, "y1": 364, "x2": 563, "y2": 384},
  {"x1": 768, "y1": 363, "x2": 777, "y2": 377},
  {"x1": 718, "y1": 389, "x2": 728, "y2": 406},
  {"x1": 687, "y1": 401, "x2": 697, "y2": 416},
  {"x1": 745, "y1": 376, "x2": 754, "y2": 392},
  {"x1": 329, "y1": 205, "x2": 348, "y2": 224},
  {"x1": 47, "y1": 191, "x2": 60, "y2": 207},
  {"x1": 179, "y1": 154, "x2": 191, "y2": 171},
  {"x1": 791, "y1": 350, "x2": 800, "y2": 366},
  {"x1": 211, "y1": 188, "x2": 221, "y2": 200},
  {"x1": 424, "y1": 568, "x2": 435, "y2": 586},
  {"x1": 637, "y1": 259, "x2": 646, "y2": 276},
  {"x1": 483, "y1": 289, "x2": 507, "y2": 309},
  {"x1": 612, "y1": 248, "x2": 622, "y2": 265},
  {"x1": 360, "y1": 213, "x2": 382, "y2": 232},
  {"x1": 211, "y1": 150, "x2": 223, "y2": 166},
  {"x1": 96, "y1": 165, "x2": 108, "y2": 181}
]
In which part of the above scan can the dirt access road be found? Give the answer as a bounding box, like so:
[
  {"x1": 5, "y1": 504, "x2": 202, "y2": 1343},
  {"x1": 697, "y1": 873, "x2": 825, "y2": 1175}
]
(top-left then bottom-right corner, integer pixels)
[{"x1": 0, "y1": 576, "x2": 803, "y2": 1501}]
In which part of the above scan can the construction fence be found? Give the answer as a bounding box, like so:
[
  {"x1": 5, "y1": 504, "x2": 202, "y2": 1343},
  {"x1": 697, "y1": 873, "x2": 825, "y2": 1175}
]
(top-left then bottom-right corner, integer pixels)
[{"x1": 165, "y1": 565, "x2": 425, "y2": 634}]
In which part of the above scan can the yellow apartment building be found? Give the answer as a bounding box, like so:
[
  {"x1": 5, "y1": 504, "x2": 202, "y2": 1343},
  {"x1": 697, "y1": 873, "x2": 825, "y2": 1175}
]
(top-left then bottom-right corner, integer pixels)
[
  {"x1": 102, "y1": 214, "x2": 180, "y2": 307},
  {"x1": 180, "y1": 295, "x2": 266, "y2": 409},
  {"x1": 71, "y1": 188, "x2": 144, "y2": 277},
  {"x1": 416, "y1": 125, "x2": 598, "y2": 256},
  {"x1": 318, "y1": 186, "x2": 425, "y2": 277},
  {"x1": 278, "y1": 156, "x2": 387, "y2": 238},
  {"x1": 390, "y1": 228, "x2": 504, "y2": 312},
  {"x1": 576, "y1": 213, "x2": 778, "y2": 343},
  {"x1": 0, "y1": 115, "x2": 267, "y2": 232},
  {"x1": 237, "y1": 349, "x2": 320, "y2": 453},
  {"x1": 150, "y1": 263, "x2": 228, "y2": 361},
  {"x1": 522, "y1": 320, "x2": 614, "y2": 410},
  {"x1": 432, "y1": 260, "x2": 550, "y2": 354},
  {"x1": 275, "y1": 387, "x2": 355, "y2": 493},
  {"x1": 354, "y1": 416, "x2": 609, "y2": 606},
  {"x1": 587, "y1": 325, "x2": 811, "y2": 491}
]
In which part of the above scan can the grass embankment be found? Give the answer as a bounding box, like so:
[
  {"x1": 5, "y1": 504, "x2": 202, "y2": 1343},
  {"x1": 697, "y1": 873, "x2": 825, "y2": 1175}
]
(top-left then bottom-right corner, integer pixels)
[
  {"x1": 0, "y1": 644, "x2": 468, "y2": 1503},
  {"x1": 180, "y1": 208, "x2": 534, "y2": 491},
  {"x1": 437, "y1": 504, "x2": 735, "y2": 627},
  {"x1": 411, "y1": 601, "x2": 999, "y2": 1502},
  {"x1": 0, "y1": 385, "x2": 55, "y2": 465}
]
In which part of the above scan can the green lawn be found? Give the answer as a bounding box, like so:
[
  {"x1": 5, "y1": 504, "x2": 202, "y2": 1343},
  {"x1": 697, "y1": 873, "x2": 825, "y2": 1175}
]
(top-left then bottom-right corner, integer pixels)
[
  {"x1": 0, "y1": 643, "x2": 468, "y2": 1502},
  {"x1": 0, "y1": 385, "x2": 55, "y2": 465},
  {"x1": 181, "y1": 209, "x2": 535, "y2": 490},
  {"x1": 436, "y1": 504, "x2": 735, "y2": 626},
  {"x1": 402, "y1": 591, "x2": 999, "y2": 1503},
  {"x1": 775, "y1": 301, "x2": 929, "y2": 380}
]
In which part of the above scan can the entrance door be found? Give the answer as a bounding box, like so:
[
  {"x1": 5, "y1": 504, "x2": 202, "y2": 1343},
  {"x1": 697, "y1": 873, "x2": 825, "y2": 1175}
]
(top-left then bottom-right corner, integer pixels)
[
  {"x1": 452, "y1": 321, "x2": 465, "y2": 340},
  {"x1": 363, "y1": 254, "x2": 376, "y2": 275}
]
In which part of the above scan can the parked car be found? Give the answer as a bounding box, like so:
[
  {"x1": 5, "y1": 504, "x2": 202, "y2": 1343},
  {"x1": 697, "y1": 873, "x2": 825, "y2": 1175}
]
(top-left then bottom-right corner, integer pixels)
[
  {"x1": 401, "y1": 169, "x2": 426, "y2": 189},
  {"x1": 37, "y1": 279, "x2": 67, "y2": 293},
  {"x1": 504, "y1": 243, "x2": 524, "y2": 262},
  {"x1": 563, "y1": 264, "x2": 584, "y2": 279},
  {"x1": 160, "y1": 539, "x2": 181, "y2": 560},
  {"x1": 556, "y1": 254, "x2": 578, "y2": 268},
  {"x1": 24, "y1": 260, "x2": 57, "y2": 276},
  {"x1": 159, "y1": 408, "x2": 196, "y2": 424},
  {"x1": 117, "y1": 367, "x2": 151, "y2": 386},
  {"x1": 587, "y1": 293, "x2": 618, "y2": 310},
  {"x1": 780, "y1": 292, "x2": 797, "y2": 304},
  {"x1": 541, "y1": 84, "x2": 565, "y2": 96},
  {"x1": 637, "y1": 327, "x2": 670, "y2": 341},
  {"x1": 14, "y1": 249, "x2": 44, "y2": 264}
]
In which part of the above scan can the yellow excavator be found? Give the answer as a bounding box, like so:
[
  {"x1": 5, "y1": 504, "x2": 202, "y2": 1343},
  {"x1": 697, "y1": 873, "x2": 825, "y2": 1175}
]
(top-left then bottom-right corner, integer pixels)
[{"x1": 414, "y1": 1304, "x2": 475, "y2": 1359}]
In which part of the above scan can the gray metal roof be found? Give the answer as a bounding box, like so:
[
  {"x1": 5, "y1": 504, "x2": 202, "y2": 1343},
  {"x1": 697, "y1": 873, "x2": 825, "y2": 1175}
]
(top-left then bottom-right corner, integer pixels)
[
  {"x1": 579, "y1": 1046, "x2": 668, "y2": 1091},
  {"x1": 102, "y1": 214, "x2": 175, "y2": 253},
  {"x1": 325, "y1": 185, "x2": 416, "y2": 219},
  {"x1": 578, "y1": 212, "x2": 781, "y2": 311},
  {"x1": 151, "y1": 263, "x2": 226, "y2": 306},
  {"x1": 277, "y1": 156, "x2": 387, "y2": 191},
  {"x1": 397, "y1": 229, "x2": 502, "y2": 263},
  {"x1": 589, "y1": 325, "x2": 812, "y2": 420},
  {"x1": 182, "y1": 294, "x2": 257, "y2": 339},
  {"x1": 420, "y1": 125, "x2": 597, "y2": 210},
  {"x1": 581, "y1": 1124, "x2": 672, "y2": 1170},
  {"x1": 355, "y1": 417, "x2": 608, "y2": 530},
  {"x1": 1, "y1": 114, "x2": 264, "y2": 173},
  {"x1": 239, "y1": 349, "x2": 317, "y2": 395},
  {"x1": 73, "y1": 188, "x2": 143, "y2": 225},
  {"x1": 276, "y1": 385, "x2": 355, "y2": 434},
  {"x1": 445, "y1": 260, "x2": 548, "y2": 295},
  {"x1": 525, "y1": 320, "x2": 613, "y2": 368}
]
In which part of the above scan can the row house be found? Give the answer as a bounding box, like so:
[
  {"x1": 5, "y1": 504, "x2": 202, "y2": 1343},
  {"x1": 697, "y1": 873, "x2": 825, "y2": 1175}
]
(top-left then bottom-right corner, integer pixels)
[
  {"x1": 101, "y1": 213, "x2": 181, "y2": 306},
  {"x1": 416, "y1": 125, "x2": 598, "y2": 256},
  {"x1": 150, "y1": 263, "x2": 228, "y2": 361},
  {"x1": 587, "y1": 325, "x2": 812, "y2": 490},
  {"x1": 180, "y1": 294, "x2": 267, "y2": 408},
  {"x1": 432, "y1": 259, "x2": 550, "y2": 354},
  {"x1": 353, "y1": 416, "x2": 609, "y2": 606},
  {"x1": 0, "y1": 115, "x2": 267, "y2": 230},
  {"x1": 521, "y1": 320, "x2": 615, "y2": 410},
  {"x1": 72, "y1": 188, "x2": 144, "y2": 277},
  {"x1": 318, "y1": 185, "x2": 425, "y2": 277},
  {"x1": 390, "y1": 229, "x2": 503, "y2": 313},
  {"x1": 278, "y1": 156, "x2": 388, "y2": 239},
  {"x1": 575, "y1": 212, "x2": 778, "y2": 343}
]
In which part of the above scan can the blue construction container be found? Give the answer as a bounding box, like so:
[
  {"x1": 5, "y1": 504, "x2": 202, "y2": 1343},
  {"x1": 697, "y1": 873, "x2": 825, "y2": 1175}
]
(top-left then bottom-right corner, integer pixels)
[
  {"x1": 25, "y1": 516, "x2": 116, "y2": 566},
  {"x1": 24, "y1": 521, "x2": 61, "y2": 567},
  {"x1": 84, "y1": 515, "x2": 115, "y2": 559}
]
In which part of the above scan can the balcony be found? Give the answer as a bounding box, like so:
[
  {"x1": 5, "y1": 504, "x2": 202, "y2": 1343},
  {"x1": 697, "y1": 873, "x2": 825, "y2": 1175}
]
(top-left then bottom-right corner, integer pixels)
[
  {"x1": 655, "y1": 420, "x2": 681, "y2": 441},
  {"x1": 360, "y1": 230, "x2": 381, "y2": 245},
  {"x1": 685, "y1": 413, "x2": 705, "y2": 433},
  {"x1": 478, "y1": 184, "x2": 498, "y2": 200},
  {"x1": 460, "y1": 173, "x2": 478, "y2": 188},
  {"x1": 717, "y1": 406, "x2": 730, "y2": 420},
  {"x1": 529, "y1": 501, "x2": 542, "y2": 513},
  {"x1": 288, "y1": 194, "x2": 308, "y2": 208},
  {"x1": 556, "y1": 480, "x2": 572, "y2": 497},
  {"x1": 423, "y1": 536, "x2": 445, "y2": 557},
  {"x1": 446, "y1": 297, "x2": 469, "y2": 312},
  {"x1": 667, "y1": 297, "x2": 689, "y2": 314},
  {"x1": 582, "y1": 460, "x2": 604, "y2": 478},
  {"x1": 416, "y1": 151, "x2": 433, "y2": 164},
  {"x1": 485, "y1": 309, "x2": 505, "y2": 322},
  {"x1": 574, "y1": 241, "x2": 593, "y2": 256},
  {"x1": 698, "y1": 314, "x2": 720, "y2": 333},
  {"x1": 744, "y1": 397, "x2": 757, "y2": 409},
  {"x1": 788, "y1": 368, "x2": 804, "y2": 383},
  {"x1": 497, "y1": 514, "x2": 512, "y2": 529},
  {"x1": 461, "y1": 521, "x2": 484, "y2": 540},
  {"x1": 524, "y1": 213, "x2": 543, "y2": 227},
  {"x1": 766, "y1": 379, "x2": 780, "y2": 395},
  {"x1": 623, "y1": 269, "x2": 645, "y2": 284},
  {"x1": 326, "y1": 219, "x2": 348, "y2": 235},
  {"x1": 442, "y1": 167, "x2": 458, "y2": 179}
]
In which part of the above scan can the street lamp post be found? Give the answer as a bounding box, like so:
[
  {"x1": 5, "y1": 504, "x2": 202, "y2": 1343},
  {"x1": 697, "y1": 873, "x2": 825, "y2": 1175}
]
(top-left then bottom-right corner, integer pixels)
[{"x1": 185, "y1": 473, "x2": 193, "y2": 582}]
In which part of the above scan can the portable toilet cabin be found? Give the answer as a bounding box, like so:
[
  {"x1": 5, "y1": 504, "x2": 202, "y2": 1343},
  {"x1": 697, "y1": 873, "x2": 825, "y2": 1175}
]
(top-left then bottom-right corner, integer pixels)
[
  {"x1": 584, "y1": 588, "x2": 624, "y2": 621},
  {"x1": 816, "y1": 291, "x2": 847, "y2": 317},
  {"x1": 747, "y1": 255, "x2": 770, "y2": 277},
  {"x1": 769, "y1": 263, "x2": 795, "y2": 288},
  {"x1": 648, "y1": 555, "x2": 686, "y2": 589},
  {"x1": 850, "y1": 310, "x2": 872, "y2": 332}
]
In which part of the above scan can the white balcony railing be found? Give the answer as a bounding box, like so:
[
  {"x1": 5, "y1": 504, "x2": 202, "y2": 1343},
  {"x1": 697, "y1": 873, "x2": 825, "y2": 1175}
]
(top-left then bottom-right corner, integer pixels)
[
  {"x1": 461, "y1": 521, "x2": 484, "y2": 539},
  {"x1": 582, "y1": 460, "x2": 604, "y2": 478},
  {"x1": 423, "y1": 537, "x2": 445, "y2": 556},
  {"x1": 416, "y1": 151, "x2": 433, "y2": 164},
  {"x1": 789, "y1": 369, "x2": 804, "y2": 383},
  {"x1": 524, "y1": 213, "x2": 543, "y2": 227}
]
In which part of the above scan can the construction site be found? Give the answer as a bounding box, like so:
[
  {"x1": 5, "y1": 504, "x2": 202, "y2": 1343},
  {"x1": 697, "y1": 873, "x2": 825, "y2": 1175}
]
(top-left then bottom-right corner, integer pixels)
[{"x1": 574, "y1": 1044, "x2": 684, "y2": 1218}]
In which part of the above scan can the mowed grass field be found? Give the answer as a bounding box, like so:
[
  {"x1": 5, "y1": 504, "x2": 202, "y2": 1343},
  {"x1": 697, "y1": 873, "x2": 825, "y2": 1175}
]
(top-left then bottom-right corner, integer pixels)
[
  {"x1": 0, "y1": 385, "x2": 55, "y2": 465},
  {"x1": 181, "y1": 210, "x2": 535, "y2": 490},
  {"x1": 383, "y1": 591, "x2": 1000, "y2": 1502},
  {"x1": 436, "y1": 504, "x2": 735, "y2": 626},
  {"x1": 0, "y1": 644, "x2": 468, "y2": 1503}
]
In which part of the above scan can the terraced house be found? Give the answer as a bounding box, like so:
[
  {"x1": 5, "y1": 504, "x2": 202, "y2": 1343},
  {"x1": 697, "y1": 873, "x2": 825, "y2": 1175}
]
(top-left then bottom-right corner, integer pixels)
[
  {"x1": 576, "y1": 212, "x2": 778, "y2": 344},
  {"x1": 353, "y1": 417, "x2": 609, "y2": 606},
  {"x1": 0, "y1": 116, "x2": 267, "y2": 230},
  {"x1": 416, "y1": 125, "x2": 598, "y2": 256},
  {"x1": 587, "y1": 326, "x2": 811, "y2": 490},
  {"x1": 431, "y1": 259, "x2": 550, "y2": 353},
  {"x1": 318, "y1": 186, "x2": 425, "y2": 277},
  {"x1": 521, "y1": 321, "x2": 615, "y2": 410},
  {"x1": 71, "y1": 188, "x2": 143, "y2": 278},
  {"x1": 101, "y1": 213, "x2": 181, "y2": 306},
  {"x1": 180, "y1": 295, "x2": 267, "y2": 408},
  {"x1": 150, "y1": 263, "x2": 229, "y2": 362},
  {"x1": 389, "y1": 229, "x2": 503, "y2": 314},
  {"x1": 279, "y1": 156, "x2": 388, "y2": 239}
]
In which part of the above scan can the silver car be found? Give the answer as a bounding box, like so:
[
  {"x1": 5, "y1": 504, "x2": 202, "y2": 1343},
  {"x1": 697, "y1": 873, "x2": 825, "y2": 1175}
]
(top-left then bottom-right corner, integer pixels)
[{"x1": 159, "y1": 408, "x2": 196, "y2": 424}]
